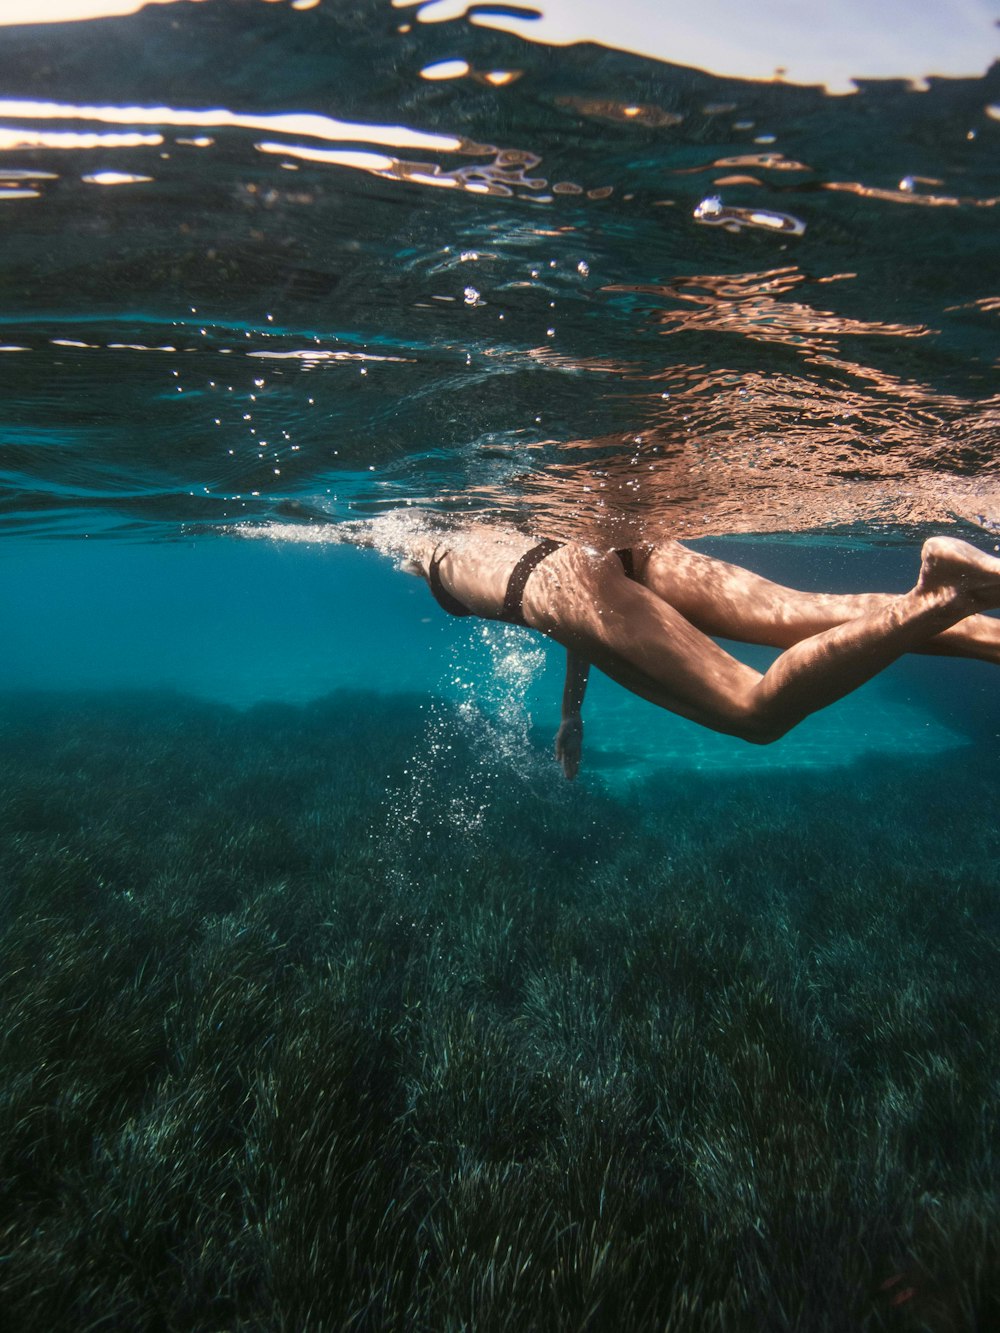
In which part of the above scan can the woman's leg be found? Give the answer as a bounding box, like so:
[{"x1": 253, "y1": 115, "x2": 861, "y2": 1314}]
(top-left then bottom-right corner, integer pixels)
[
  {"x1": 635, "y1": 540, "x2": 1000, "y2": 663},
  {"x1": 527, "y1": 538, "x2": 1000, "y2": 744}
]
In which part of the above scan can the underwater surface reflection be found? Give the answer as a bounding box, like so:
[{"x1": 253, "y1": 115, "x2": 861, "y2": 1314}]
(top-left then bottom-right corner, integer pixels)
[{"x1": 0, "y1": 0, "x2": 998, "y2": 541}]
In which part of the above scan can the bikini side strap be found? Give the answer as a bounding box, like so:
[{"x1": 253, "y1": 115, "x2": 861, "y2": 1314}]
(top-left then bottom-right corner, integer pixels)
[{"x1": 499, "y1": 539, "x2": 563, "y2": 624}]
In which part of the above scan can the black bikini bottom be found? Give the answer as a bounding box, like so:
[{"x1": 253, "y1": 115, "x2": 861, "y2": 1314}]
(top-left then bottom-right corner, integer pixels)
[
  {"x1": 498, "y1": 538, "x2": 564, "y2": 625},
  {"x1": 499, "y1": 542, "x2": 639, "y2": 627},
  {"x1": 428, "y1": 540, "x2": 640, "y2": 627}
]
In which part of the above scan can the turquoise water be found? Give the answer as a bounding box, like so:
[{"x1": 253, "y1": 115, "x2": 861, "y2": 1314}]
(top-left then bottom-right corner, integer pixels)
[
  {"x1": 3, "y1": 533, "x2": 995, "y2": 780},
  {"x1": 3, "y1": 2, "x2": 1000, "y2": 1328}
]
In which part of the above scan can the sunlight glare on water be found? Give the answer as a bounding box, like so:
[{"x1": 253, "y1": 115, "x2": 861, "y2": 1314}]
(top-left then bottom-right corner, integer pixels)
[
  {"x1": 392, "y1": 0, "x2": 1000, "y2": 92},
  {"x1": 1, "y1": 0, "x2": 998, "y2": 547}
]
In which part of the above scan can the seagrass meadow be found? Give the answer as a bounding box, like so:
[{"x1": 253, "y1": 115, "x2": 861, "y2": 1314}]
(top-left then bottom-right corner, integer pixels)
[{"x1": 1, "y1": 688, "x2": 998, "y2": 1332}]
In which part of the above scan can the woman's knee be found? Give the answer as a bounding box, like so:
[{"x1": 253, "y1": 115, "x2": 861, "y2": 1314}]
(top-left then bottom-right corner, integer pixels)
[
  {"x1": 727, "y1": 699, "x2": 793, "y2": 746},
  {"x1": 742, "y1": 720, "x2": 787, "y2": 746}
]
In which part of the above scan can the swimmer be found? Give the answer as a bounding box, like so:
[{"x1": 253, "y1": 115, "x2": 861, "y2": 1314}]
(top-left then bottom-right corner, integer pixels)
[{"x1": 346, "y1": 519, "x2": 1000, "y2": 779}]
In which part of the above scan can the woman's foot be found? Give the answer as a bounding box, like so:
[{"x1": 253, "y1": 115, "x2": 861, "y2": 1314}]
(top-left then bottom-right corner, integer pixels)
[{"x1": 917, "y1": 537, "x2": 1000, "y2": 612}]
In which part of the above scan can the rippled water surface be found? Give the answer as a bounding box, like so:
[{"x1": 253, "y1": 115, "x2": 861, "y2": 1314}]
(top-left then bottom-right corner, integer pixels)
[{"x1": 3, "y1": 0, "x2": 999, "y2": 543}]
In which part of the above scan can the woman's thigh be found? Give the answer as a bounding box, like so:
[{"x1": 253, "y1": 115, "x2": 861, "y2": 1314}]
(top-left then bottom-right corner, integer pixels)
[
  {"x1": 528, "y1": 546, "x2": 764, "y2": 735},
  {"x1": 635, "y1": 541, "x2": 890, "y2": 645}
]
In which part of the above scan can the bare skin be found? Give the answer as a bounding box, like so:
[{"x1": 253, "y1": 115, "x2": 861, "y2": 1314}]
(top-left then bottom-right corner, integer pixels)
[
  {"x1": 384, "y1": 525, "x2": 1000, "y2": 778},
  {"x1": 634, "y1": 541, "x2": 1000, "y2": 664}
]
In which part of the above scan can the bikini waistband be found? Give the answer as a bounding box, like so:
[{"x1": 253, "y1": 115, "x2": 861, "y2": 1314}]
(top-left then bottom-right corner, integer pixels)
[{"x1": 498, "y1": 538, "x2": 564, "y2": 625}]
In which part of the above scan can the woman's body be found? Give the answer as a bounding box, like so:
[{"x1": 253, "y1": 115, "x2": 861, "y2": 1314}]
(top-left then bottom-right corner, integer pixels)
[{"x1": 385, "y1": 524, "x2": 1000, "y2": 778}]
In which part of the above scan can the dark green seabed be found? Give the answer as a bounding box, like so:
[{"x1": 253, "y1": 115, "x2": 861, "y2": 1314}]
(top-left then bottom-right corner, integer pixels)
[{"x1": 1, "y1": 690, "x2": 997, "y2": 1332}]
